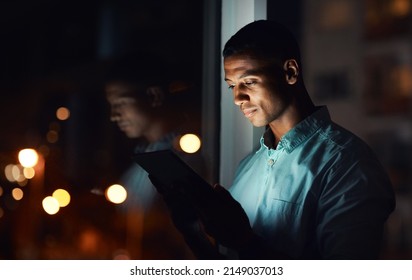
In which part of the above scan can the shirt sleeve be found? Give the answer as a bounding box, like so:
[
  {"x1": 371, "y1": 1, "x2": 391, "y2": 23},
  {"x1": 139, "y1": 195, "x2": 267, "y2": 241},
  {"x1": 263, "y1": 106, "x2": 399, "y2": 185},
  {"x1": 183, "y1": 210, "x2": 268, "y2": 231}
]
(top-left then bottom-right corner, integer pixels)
[{"x1": 316, "y1": 154, "x2": 396, "y2": 259}]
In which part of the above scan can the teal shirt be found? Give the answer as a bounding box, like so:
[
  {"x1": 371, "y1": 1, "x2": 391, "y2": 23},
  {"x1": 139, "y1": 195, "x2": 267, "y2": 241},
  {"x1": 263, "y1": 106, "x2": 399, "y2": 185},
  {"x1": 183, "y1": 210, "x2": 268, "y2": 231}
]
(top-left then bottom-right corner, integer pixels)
[{"x1": 229, "y1": 106, "x2": 395, "y2": 259}]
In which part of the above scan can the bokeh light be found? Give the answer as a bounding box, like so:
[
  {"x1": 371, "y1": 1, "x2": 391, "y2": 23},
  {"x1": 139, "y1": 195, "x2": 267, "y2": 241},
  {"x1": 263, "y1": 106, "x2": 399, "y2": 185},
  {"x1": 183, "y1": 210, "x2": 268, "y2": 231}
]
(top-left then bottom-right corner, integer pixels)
[
  {"x1": 52, "y1": 189, "x2": 71, "y2": 207},
  {"x1": 56, "y1": 107, "x2": 70, "y2": 121},
  {"x1": 179, "y1": 133, "x2": 201, "y2": 153},
  {"x1": 12, "y1": 188, "x2": 24, "y2": 200},
  {"x1": 391, "y1": 0, "x2": 411, "y2": 17},
  {"x1": 11, "y1": 165, "x2": 22, "y2": 181},
  {"x1": 105, "y1": 184, "x2": 127, "y2": 204},
  {"x1": 23, "y1": 167, "x2": 35, "y2": 179},
  {"x1": 42, "y1": 196, "x2": 60, "y2": 215},
  {"x1": 8, "y1": 164, "x2": 26, "y2": 183},
  {"x1": 46, "y1": 130, "x2": 59, "y2": 143},
  {"x1": 4, "y1": 164, "x2": 16, "y2": 182},
  {"x1": 18, "y1": 149, "x2": 39, "y2": 168}
]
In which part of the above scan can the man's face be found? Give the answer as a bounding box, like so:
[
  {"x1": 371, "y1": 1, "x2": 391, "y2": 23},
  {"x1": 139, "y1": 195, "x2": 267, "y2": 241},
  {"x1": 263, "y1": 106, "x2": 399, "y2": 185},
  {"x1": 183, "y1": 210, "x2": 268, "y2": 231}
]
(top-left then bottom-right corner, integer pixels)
[
  {"x1": 105, "y1": 82, "x2": 151, "y2": 139},
  {"x1": 224, "y1": 53, "x2": 290, "y2": 127}
]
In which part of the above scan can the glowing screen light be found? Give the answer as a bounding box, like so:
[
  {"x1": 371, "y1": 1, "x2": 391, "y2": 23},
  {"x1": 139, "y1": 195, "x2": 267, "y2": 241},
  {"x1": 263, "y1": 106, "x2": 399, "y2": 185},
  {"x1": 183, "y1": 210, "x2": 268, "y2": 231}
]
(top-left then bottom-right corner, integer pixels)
[
  {"x1": 179, "y1": 133, "x2": 201, "y2": 153},
  {"x1": 42, "y1": 196, "x2": 60, "y2": 215},
  {"x1": 105, "y1": 184, "x2": 127, "y2": 204},
  {"x1": 18, "y1": 149, "x2": 39, "y2": 168},
  {"x1": 52, "y1": 189, "x2": 71, "y2": 207}
]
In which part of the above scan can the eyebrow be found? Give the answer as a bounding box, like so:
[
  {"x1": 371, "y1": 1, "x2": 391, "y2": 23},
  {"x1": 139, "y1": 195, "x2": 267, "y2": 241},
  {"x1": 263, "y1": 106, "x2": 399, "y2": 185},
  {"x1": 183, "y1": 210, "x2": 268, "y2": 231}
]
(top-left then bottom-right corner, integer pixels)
[{"x1": 224, "y1": 68, "x2": 263, "y2": 82}]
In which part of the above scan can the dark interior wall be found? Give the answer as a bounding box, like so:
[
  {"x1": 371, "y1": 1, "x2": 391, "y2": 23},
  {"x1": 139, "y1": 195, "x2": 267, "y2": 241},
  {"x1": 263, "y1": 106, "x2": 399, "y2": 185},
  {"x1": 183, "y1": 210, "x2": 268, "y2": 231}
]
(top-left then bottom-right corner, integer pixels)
[{"x1": 267, "y1": 0, "x2": 303, "y2": 43}]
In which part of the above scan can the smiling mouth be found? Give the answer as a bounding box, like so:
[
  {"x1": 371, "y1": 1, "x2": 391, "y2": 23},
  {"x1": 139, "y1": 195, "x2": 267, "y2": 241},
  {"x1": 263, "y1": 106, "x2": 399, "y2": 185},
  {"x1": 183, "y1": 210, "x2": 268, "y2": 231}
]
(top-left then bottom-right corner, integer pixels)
[
  {"x1": 242, "y1": 108, "x2": 257, "y2": 118},
  {"x1": 117, "y1": 122, "x2": 130, "y2": 131}
]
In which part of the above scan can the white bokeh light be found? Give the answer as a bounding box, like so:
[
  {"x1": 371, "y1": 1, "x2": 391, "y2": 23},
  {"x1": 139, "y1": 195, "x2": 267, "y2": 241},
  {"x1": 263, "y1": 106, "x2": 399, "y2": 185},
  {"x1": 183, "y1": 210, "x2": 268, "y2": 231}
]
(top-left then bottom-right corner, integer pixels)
[
  {"x1": 42, "y1": 196, "x2": 60, "y2": 215},
  {"x1": 18, "y1": 149, "x2": 39, "y2": 168},
  {"x1": 105, "y1": 184, "x2": 127, "y2": 204},
  {"x1": 179, "y1": 134, "x2": 201, "y2": 153}
]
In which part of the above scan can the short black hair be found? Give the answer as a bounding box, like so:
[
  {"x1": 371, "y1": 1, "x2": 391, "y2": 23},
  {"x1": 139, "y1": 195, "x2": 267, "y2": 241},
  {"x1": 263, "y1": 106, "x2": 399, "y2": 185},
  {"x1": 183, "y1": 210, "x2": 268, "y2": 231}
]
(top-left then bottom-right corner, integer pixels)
[{"x1": 223, "y1": 20, "x2": 301, "y2": 65}]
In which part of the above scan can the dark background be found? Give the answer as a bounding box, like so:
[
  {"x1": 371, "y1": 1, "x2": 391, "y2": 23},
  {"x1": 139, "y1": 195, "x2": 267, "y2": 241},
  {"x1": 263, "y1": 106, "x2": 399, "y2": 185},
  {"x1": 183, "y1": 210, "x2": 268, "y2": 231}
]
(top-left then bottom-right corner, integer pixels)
[
  {"x1": 0, "y1": 0, "x2": 204, "y2": 259},
  {"x1": 0, "y1": 0, "x2": 411, "y2": 260}
]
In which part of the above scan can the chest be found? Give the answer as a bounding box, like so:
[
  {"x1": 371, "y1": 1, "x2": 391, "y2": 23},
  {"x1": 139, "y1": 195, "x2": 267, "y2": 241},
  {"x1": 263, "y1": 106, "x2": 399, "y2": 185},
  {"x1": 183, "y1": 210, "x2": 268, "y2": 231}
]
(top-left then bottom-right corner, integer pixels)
[{"x1": 230, "y1": 148, "x2": 324, "y2": 230}]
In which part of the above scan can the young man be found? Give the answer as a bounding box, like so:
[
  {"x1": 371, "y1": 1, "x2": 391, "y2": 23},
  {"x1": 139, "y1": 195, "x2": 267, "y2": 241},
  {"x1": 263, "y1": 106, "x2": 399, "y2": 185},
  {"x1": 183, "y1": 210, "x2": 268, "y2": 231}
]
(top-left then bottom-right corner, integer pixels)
[
  {"x1": 153, "y1": 20, "x2": 396, "y2": 259},
  {"x1": 105, "y1": 54, "x2": 198, "y2": 259}
]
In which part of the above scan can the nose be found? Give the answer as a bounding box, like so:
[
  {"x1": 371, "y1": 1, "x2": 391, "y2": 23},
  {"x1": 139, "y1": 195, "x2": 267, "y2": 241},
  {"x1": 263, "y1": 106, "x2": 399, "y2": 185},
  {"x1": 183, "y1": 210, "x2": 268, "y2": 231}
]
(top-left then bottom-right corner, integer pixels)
[
  {"x1": 233, "y1": 84, "x2": 249, "y2": 106},
  {"x1": 109, "y1": 106, "x2": 121, "y2": 122}
]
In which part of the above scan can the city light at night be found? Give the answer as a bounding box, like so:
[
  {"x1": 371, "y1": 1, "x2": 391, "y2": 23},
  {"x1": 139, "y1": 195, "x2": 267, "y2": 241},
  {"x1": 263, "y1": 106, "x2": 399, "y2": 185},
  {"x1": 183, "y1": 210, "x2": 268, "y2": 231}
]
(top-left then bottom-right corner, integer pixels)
[
  {"x1": 42, "y1": 196, "x2": 60, "y2": 215},
  {"x1": 52, "y1": 189, "x2": 71, "y2": 207},
  {"x1": 179, "y1": 133, "x2": 201, "y2": 153},
  {"x1": 12, "y1": 188, "x2": 24, "y2": 201},
  {"x1": 56, "y1": 107, "x2": 70, "y2": 121},
  {"x1": 105, "y1": 184, "x2": 127, "y2": 204},
  {"x1": 18, "y1": 149, "x2": 39, "y2": 168}
]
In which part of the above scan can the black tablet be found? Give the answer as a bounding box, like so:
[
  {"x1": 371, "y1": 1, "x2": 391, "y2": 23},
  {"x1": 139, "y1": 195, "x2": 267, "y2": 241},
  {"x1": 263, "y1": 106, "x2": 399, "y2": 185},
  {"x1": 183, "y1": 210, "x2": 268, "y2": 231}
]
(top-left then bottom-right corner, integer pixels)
[{"x1": 132, "y1": 150, "x2": 213, "y2": 197}]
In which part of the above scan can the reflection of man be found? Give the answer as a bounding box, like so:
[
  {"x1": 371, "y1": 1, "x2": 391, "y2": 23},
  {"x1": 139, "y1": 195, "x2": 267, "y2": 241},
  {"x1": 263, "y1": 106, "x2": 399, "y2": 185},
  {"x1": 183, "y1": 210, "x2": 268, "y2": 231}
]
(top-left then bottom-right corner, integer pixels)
[
  {"x1": 105, "y1": 54, "x2": 195, "y2": 259},
  {"x1": 153, "y1": 20, "x2": 396, "y2": 259}
]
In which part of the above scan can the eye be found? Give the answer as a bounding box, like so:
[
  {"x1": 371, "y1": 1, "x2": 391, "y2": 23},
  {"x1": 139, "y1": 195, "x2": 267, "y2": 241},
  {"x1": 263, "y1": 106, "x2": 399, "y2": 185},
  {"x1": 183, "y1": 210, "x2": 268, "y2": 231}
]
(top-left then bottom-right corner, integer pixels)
[
  {"x1": 227, "y1": 84, "x2": 235, "y2": 90},
  {"x1": 115, "y1": 100, "x2": 127, "y2": 107},
  {"x1": 111, "y1": 98, "x2": 135, "y2": 109},
  {"x1": 244, "y1": 80, "x2": 256, "y2": 87}
]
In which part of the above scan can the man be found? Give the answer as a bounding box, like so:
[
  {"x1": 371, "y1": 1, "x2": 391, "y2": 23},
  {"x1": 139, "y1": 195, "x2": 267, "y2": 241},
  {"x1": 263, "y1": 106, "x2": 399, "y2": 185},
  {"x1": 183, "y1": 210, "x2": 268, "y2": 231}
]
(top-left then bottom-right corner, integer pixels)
[
  {"x1": 105, "y1": 53, "x2": 197, "y2": 259},
  {"x1": 153, "y1": 20, "x2": 396, "y2": 259}
]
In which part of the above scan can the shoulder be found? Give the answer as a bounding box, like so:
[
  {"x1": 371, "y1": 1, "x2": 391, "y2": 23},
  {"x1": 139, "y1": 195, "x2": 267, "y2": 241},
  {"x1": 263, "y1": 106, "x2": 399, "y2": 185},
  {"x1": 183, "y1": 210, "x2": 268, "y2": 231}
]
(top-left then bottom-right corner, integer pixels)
[
  {"x1": 315, "y1": 123, "x2": 393, "y2": 197},
  {"x1": 311, "y1": 119, "x2": 378, "y2": 164}
]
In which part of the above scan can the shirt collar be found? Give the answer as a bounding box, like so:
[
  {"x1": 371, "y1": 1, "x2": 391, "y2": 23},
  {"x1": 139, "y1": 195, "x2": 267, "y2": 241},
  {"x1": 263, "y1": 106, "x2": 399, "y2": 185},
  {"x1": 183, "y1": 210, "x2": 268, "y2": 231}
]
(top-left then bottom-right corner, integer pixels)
[{"x1": 260, "y1": 106, "x2": 331, "y2": 153}]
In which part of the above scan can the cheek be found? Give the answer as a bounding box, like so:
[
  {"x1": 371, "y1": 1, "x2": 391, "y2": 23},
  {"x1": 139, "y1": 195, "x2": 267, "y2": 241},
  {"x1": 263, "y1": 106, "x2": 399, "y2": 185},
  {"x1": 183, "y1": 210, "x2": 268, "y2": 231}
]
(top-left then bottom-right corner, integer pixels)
[
  {"x1": 254, "y1": 89, "x2": 276, "y2": 106},
  {"x1": 256, "y1": 90, "x2": 285, "y2": 116},
  {"x1": 129, "y1": 109, "x2": 151, "y2": 126},
  {"x1": 123, "y1": 105, "x2": 143, "y2": 118}
]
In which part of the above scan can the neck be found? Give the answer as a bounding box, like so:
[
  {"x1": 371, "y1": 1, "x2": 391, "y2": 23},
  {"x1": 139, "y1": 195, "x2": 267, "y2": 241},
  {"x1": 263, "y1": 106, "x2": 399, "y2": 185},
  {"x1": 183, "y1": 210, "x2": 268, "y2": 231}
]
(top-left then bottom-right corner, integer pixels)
[{"x1": 268, "y1": 89, "x2": 316, "y2": 146}]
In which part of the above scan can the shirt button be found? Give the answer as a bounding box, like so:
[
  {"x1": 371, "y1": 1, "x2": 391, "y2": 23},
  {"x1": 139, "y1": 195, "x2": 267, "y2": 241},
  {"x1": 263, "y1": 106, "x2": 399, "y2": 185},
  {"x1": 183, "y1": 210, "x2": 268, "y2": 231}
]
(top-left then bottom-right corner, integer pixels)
[{"x1": 268, "y1": 159, "x2": 275, "y2": 166}]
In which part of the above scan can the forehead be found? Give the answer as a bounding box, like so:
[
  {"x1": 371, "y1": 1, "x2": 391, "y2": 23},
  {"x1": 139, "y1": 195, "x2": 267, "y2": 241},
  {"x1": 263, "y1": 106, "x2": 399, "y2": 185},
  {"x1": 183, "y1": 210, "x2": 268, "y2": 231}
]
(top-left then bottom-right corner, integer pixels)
[
  {"x1": 223, "y1": 52, "x2": 275, "y2": 78},
  {"x1": 105, "y1": 81, "x2": 141, "y2": 100},
  {"x1": 224, "y1": 52, "x2": 263, "y2": 65}
]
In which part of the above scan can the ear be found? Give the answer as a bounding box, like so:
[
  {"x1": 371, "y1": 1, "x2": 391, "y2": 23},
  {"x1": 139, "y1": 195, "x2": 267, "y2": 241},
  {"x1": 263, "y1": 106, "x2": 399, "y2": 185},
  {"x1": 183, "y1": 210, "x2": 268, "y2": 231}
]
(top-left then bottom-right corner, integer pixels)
[
  {"x1": 283, "y1": 59, "x2": 299, "y2": 85},
  {"x1": 146, "y1": 86, "x2": 165, "y2": 107}
]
